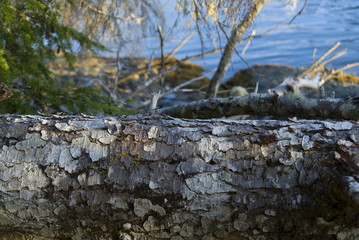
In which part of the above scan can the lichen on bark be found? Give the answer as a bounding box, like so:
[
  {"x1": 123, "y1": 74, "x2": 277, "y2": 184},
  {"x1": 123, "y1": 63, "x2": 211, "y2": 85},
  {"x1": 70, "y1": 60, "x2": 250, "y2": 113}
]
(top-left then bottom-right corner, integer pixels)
[{"x1": 0, "y1": 114, "x2": 359, "y2": 239}]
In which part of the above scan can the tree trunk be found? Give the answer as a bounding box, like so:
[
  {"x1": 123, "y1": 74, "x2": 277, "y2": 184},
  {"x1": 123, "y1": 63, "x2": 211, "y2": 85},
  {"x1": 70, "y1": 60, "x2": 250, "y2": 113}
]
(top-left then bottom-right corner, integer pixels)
[
  {"x1": 1, "y1": 114, "x2": 359, "y2": 239},
  {"x1": 206, "y1": 0, "x2": 267, "y2": 99}
]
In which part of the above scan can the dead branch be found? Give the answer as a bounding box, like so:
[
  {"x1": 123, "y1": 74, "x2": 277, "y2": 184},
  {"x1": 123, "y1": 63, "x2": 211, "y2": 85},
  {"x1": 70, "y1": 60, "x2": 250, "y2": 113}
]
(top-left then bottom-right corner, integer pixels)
[
  {"x1": 150, "y1": 90, "x2": 161, "y2": 113},
  {"x1": 117, "y1": 32, "x2": 203, "y2": 85},
  {"x1": 182, "y1": 48, "x2": 223, "y2": 61},
  {"x1": 158, "y1": 25, "x2": 165, "y2": 71},
  {"x1": 112, "y1": 48, "x2": 122, "y2": 100},
  {"x1": 269, "y1": 42, "x2": 359, "y2": 96},
  {"x1": 158, "y1": 93, "x2": 359, "y2": 120},
  {"x1": 125, "y1": 61, "x2": 181, "y2": 100},
  {"x1": 298, "y1": 42, "x2": 341, "y2": 79},
  {"x1": 180, "y1": 17, "x2": 288, "y2": 63},
  {"x1": 166, "y1": 29, "x2": 196, "y2": 61},
  {"x1": 86, "y1": 4, "x2": 132, "y2": 21},
  {"x1": 288, "y1": 0, "x2": 309, "y2": 24},
  {"x1": 241, "y1": 30, "x2": 255, "y2": 55},
  {"x1": 160, "y1": 68, "x2": 215, "y2": 97},
  {"x1": 268, "y1": 73, "x2": 321, "y2": 95},
  {"x1": 322, "y1": 63, "x2": 359, "y2": 83},
  {"x1": 96, "y1": 63, "x2": 116, "y2": 98},
  {"x1": 111, "y1": 19, "x2": 283, "y2": 89},
  {"x1": 217, "y1": 21, "x2": 252, "y2": 70},
  {"x1": 319, "y1": 49, "x2": 347, "y2": 68},
  {"x1": 135, "y1": 69, "x2": 216, "y2": 109},
  {"x1": 96, "y1": 5, "x2": 306, "y2": 103},
  {"x1": 254, "y1": 18, "x2": 288, "y2": 39}
]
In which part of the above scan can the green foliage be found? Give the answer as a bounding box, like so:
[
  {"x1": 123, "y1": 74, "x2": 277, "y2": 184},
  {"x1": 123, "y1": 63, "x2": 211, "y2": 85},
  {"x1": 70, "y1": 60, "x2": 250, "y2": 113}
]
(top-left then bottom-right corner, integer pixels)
[
  {"x1": 0, "y1": 0, "x2": 135, "y2": 115},
  {"x1": 0, "y1": 0, "x2": 103, "y2": 82},
  {"x1": 0, "y1": 80, "x2": 135, "y2": 115}
]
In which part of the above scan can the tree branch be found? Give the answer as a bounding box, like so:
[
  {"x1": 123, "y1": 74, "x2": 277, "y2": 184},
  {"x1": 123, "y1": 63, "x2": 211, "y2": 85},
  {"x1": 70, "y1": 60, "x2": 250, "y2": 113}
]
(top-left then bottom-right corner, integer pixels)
[
  {"x1": 206, "y1": 0, "x2": 267, "y2": 99},
  {"x1": 288, "y1": 0, "x2": 309, "y2": 24},
  {"x1": 135, "y1": 68, "x2": 216, "y2": 109},
  {"x1": 298, "y1": 42, "x2": 341, "y2": 79},
  {"x1": 125, "y1": 61, "x2": 181, "y2": 100},
  {"x1": 158, "y1": 25, "x2": 165, "y2": 71},
  {"x1": 158, "y1": 93, "x2": 359, "y2": 120}
]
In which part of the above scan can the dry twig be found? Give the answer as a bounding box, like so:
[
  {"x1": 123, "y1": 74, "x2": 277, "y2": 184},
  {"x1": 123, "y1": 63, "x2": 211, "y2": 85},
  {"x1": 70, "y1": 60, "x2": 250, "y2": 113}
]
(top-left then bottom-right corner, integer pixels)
[
  {"x1": 158, "y1": 25, "x2": 165, "y2": 71},
  {"x1": 135, "y1": 69, "x2": 216, "y2": 109},
  {"x1": 166, "y1": 29, "x2": 196, "y2": 61},
  {"x1": 125, "y1": 61, "x2": 182, "y2": 100},
  {"x1": 298, "y1": 42, "x2": 341, "y2": 79},
  {"x1": 288, "y1": 0, "x2": 309, "y2": 24},
  {"x1": 270, "y1": 42, "x2": 359, "y2": 96}
]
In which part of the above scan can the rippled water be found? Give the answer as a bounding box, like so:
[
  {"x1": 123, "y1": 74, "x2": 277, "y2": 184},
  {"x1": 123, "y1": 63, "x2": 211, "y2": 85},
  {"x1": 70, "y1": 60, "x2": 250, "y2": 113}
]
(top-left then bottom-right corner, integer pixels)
[{"x1": 140, "y1": 0, "x2": 359, "y2": 81}]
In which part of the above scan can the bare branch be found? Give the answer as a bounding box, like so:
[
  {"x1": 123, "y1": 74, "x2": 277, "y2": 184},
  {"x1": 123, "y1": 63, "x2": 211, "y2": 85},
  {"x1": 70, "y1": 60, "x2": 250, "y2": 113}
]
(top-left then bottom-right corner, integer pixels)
[
  {"x1": 253, "y1": 17, "x2": 288, "y2": 39},
  {"x1": 268, "y1": 74, "x2": 322, "y2": 96},
  {"x1": 96, "y1": 63, "x2": 117, "y2": 99},
  {"x1": 86, "y1": 4, "x2": 132, "y2": 21},
  {"x1": 217, "y1": 21, "x2": 252, "y2": 70},
  {"x1": 112, "y1": 48, "x2": 122, "y2": 100},
  {"x1": 269, "y1": 42, "x2": 358, "y2": 96},
  {"x1": 288, "y1": 0, "x2": 309, "y2": 24},
  {"x1": 159, "y1": 68, "x2": 216, "y2": 98},
  {"x1": 177, "y1": 17, "x2": 289, "y2": 63},
  {"x1": 318, "y1": 49, "x2": 347, "y2": 68},
  {"x1": 147, "y1": 29, "x2": 195, "y2": 75},
  {"x1": 183, "y1": 48, "x2": 224, "y2": 61},
  {"x1": 241, "y1": 30, "x2": 255, "y2": 55},
  {"x1": 166, "y1": 29, "x2": 196, "y2": 61},
  {"x1": 150, "y1": 91, "x2": 161, "y2": 113},
  {"x1": 158, "y1": 93, "x2": 359, "y2": 120},
  {"x1": 334, "y1": 62, "x2": 359, "y2": 73},
  {"x1": 117, "y1": 47, "x2": 224, "y2": 86},
  {"x1": 312, "y1": 48, "x2": 317, "y2": 63},
  {"x1": 135, "y1": 69, "x2": 216, "y2": 109},
  {"x1": 298, "y1": 42, "x2": 341, "y2": 79},
  {"x1": 125, "y1": 61, "x2": 182, "y2": 100},
  {"x1": 158, "y1": 25, "x2": 165, "y2": 71},
  {"x1": 322, "y1": 62, "x2": 359, "y2": 82}
]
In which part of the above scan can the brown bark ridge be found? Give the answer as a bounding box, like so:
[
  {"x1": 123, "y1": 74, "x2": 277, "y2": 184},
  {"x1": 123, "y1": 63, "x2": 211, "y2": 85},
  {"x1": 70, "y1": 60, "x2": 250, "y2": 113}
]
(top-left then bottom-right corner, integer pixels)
[
  {"x1": 1, "y1": 114, "x2": 359, "y2": 239},
  {"x1": 206, "y1": 0, "x2": 267, "y2": 99}
]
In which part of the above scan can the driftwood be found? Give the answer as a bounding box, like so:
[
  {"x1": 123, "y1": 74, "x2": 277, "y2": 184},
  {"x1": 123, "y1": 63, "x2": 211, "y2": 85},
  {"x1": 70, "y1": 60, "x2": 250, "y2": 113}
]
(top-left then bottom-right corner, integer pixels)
[
  {"x1": 1, "y1": 114, "x2": 359, "y2": 239},
  {"x1": 268, "y1": 42, "x2": 359, "y2": 96}
]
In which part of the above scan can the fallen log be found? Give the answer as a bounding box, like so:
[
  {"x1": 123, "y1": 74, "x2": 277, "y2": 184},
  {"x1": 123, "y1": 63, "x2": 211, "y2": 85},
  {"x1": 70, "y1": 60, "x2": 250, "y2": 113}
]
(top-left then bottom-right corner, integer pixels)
[
  {"x1": 158, "y1": 93, "x2": 359, "y2": 120},
  {"x1": 0, "y1": 114, "x2": 359, "y2": 239}
]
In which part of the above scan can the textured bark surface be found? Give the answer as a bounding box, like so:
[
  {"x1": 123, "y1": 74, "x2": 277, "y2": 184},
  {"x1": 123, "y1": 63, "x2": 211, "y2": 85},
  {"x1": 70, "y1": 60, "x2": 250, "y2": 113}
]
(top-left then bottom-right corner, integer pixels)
[
  {"x1": 159, "y1": 94, "x2": 359, "y2": 120},
  {"x1": 1, "y1": 114, "x2": 359, "y2": 239}
]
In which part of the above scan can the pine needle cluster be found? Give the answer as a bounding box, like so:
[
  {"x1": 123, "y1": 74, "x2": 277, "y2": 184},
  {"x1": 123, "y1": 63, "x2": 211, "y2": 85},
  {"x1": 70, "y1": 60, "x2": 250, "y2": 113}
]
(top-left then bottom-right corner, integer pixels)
[{"x1": 0, "y1": 0, "x2": 134, "y2": 115}]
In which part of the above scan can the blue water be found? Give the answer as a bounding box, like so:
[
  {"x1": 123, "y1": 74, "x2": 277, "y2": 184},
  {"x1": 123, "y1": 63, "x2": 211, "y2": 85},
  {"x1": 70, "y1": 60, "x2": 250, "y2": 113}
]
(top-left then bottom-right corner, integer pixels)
[{"x1": 122, "y1": 0, "x2": 359, "y2": 81}]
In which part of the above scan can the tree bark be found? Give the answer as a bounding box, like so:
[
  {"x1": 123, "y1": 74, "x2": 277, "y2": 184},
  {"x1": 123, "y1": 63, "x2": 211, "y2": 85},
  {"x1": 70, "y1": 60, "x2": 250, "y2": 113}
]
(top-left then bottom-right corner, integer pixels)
[
  {"x1": 1, "y1": 114, "x2": 359, "y2": 239},
  {"x1": 158, "y1": 94, "x2": 359, "y2": 120},
  {"x1": 206, "y1": 0, "x2": 267, "y2": 99}
]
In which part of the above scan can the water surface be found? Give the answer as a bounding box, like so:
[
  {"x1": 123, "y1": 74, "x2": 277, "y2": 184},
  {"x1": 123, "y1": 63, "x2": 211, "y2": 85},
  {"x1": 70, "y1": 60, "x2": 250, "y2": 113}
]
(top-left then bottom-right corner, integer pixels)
[{"x1": 139, "y1": 0, "x2": 359, "y2": 81}]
